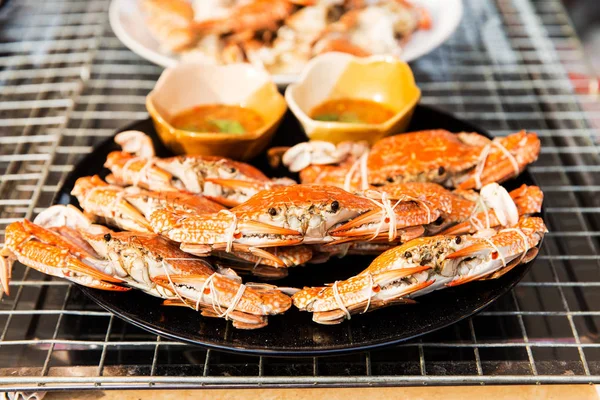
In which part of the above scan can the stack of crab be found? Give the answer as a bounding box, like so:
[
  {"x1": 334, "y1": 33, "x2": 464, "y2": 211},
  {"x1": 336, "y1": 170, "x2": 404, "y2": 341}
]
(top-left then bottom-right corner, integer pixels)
[{"x1": 1, "y1": 129, "x2": 547, "y2": 328}]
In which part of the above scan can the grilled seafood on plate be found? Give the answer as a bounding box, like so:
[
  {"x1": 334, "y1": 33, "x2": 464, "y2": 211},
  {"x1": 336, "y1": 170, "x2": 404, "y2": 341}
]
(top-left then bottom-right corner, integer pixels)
[
  {"x1": 293, "y1": 216, "x2": 547, "y2": 324},
  {"x1": 140, "y1": 0, "x2": 431, "y2": 74},
  {"x1": 1, "y1": 206, "x2": 293, "y2": 329},
  {"x1": 1, "y1": 118, "x2": 547, "y2": 331}
]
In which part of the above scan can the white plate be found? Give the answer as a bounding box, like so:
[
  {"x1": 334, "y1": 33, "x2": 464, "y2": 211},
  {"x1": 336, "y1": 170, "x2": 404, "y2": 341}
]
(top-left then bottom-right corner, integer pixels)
[{"x1": 109, "y1": 0, "x2": 463, "y2": 86}]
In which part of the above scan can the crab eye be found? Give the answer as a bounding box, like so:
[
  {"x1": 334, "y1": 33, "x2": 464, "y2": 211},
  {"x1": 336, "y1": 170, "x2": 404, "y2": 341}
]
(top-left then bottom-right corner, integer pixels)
[
  {"x1": 268, "y1": 207, "x2": 277, "y2": 216},
  {"x1": 404, "y1": 251, "x2": 412, "y2": 258},
  {"x1": 438, "y1": 166, "x2": 445, "y2": 175},
  {"x1": 455, "y1": 236, "x2": 461, "y2": 244},
  {"x1": 330, "y1": 201, "x2": 340, "y2": 212},
  {"x1": 103, "y1": 233, "x2": 111, "y2": 241},
  {"x1": 386, "y1": 177, "x2": 395, "y2": 183},
  {"x1": 219, "y1": 164, "x2": 237, "y2": 177}
]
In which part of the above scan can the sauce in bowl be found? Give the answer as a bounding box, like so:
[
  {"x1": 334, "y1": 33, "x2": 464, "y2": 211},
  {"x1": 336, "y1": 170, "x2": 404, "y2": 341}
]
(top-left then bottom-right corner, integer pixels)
[
  {"x1": 309, "y1": 98, "x2": 396, "y2": 124},
  {"x1": 170, "y1": 105, "x2": 265, "y2": 134}
]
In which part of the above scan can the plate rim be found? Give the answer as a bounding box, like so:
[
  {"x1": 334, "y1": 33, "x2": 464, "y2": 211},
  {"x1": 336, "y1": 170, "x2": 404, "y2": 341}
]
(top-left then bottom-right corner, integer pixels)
[
  {"x1": 108, "y1": 0, "x2": 464, "y2": 86},
  {"x1": 54, "y1": 104, "x2": 542, "y2": 356}
]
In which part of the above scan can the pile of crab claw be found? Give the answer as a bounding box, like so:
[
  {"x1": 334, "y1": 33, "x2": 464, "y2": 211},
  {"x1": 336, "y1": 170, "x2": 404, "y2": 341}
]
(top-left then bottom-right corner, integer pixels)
[{"x1": 1, "y1": 129, "x2": 547, "y2": 329}]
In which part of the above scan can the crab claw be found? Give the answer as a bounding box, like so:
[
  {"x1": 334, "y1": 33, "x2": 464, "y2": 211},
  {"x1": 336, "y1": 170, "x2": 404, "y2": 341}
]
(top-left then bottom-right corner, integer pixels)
[
  {"x1": 71, "y1": 176, "x2": 154, "y2": 233},
  {"x1": 204, "y1": 178, "x2": 270, "y2": 191},
  {"x1": 202, "y1": 178, "x2": 274, "y2": 207},
  {"x1": 329, "y1": 209, "x2": 383, "y2": 236},
  {"x1": 114, "y1": 130, "x2": 156, "y2": 158},
  {"x1": 446, "y1": 217, "x2": 547, "y2": 284},
  {"x1": 483, "y1": 247, "x2": 539, "y2": 280},
  {"x1": 2, "y1": 220, "x2": 130, "y2": 294},
  {"x1": 181, "y1": 242, "x2": 288, "y2": 267},
  {"x1": 282, "y1": 141, "x2": 357, "y2": 172},
  {"x1": 104, "y1": 152, "x2": 173, "y2": 190},
  {"x1": 444, "y1": 242, "x2": 491, "y2": 260},
  {"x1": 161, "y1": 297, "x2": 269, "y2": 329},
  {"x1": 149, "y1": 208, "x2": 302, "y2": 249},
  {"x1": 510, "y1": 184, "x2": 544, "y2": 215},
  {"x1": 238, "y1": 220, "x2": 301, "y2": 237},
  {"x1": 116, "y1": 198, "x2": 154, "y2": 232},
  {"x1": 0, "y1": 251, "x2": 12, "y2": 296}
]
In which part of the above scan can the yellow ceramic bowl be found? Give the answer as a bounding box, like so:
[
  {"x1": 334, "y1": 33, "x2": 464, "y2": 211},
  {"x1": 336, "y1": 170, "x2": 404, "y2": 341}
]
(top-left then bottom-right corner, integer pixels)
[
  {"x1": 147, "y1": 62, "x2": 287, "y2": 160},
  {"x1": 285, "y1": 52, "x2": 421, "y2": 144}
]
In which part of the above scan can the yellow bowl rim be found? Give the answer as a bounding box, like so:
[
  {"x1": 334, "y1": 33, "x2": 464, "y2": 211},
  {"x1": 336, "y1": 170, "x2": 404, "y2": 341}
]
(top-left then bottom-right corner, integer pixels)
[
  {"x1": 285, "y1": 53, "x2": 421, "y2": 135},
  {"x1": 146, "y1": 85, "x2": 287, "y2": 142}
]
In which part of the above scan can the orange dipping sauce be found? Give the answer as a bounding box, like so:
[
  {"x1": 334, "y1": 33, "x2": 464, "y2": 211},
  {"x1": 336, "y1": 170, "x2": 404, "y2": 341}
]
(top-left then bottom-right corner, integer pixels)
[
  {"x1": 170, "y1": 104, "x2": 264, "y2": 134},
  {"x1": 309, "y1": 98, "x2": 396, "y2": 124}
]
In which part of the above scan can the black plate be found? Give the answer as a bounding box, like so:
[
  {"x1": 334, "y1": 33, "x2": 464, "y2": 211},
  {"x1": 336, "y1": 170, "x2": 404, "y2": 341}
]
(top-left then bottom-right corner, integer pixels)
[{"x1": 54, "y1": 105, "x2": 541, "y2": 356}]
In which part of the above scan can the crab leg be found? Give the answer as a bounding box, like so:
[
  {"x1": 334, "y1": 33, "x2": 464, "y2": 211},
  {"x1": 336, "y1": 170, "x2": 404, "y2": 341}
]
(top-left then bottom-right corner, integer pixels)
[
  {"x1": 1, "y1": 221, "x2": 129, "y2": 295},
  {"x1": 312, "y1": 280, "x2": 434, "y2": 325}
]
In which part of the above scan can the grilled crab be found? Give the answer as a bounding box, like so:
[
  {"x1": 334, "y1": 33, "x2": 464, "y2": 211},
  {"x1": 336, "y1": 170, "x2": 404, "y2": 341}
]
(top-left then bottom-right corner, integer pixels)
[
  {"x1": 2, "y1": 205, "x2": 292, "y2": 329},
  {"x1": 82, "y1": 230, "x2": 292, "y2": 329},
  {"x1": 149, "y1": 184, "x2": 441, "y2": 254},
  {"x1": 147, "y1": 184, "x2": 362, "y2": 250},
  {"x1": 282, "y1": 130, "x2": 541, "y2": 191},
  {"x1": 71, "y1": 176, "x2": 304, "y2": 268},
  {"x1": 293, "y1": 216, "x2": 547, "y2": 324},
  {"x1": 104, "y1": 131, "x2": 295, "y2": 207}
]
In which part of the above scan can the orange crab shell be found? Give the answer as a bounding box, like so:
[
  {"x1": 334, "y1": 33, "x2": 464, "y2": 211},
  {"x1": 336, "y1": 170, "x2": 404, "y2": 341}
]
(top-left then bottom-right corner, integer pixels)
[
  {"x1": 367, "y1": 130, "x2": 484, "y2": 186},
  {"x1": 231, "y1": 184, "x2": 376, "y2": 219}
]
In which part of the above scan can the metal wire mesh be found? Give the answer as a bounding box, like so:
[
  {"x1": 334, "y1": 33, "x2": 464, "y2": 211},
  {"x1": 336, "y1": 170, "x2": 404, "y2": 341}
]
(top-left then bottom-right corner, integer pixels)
[{"x1": 0, "y1": 0, "x2": 599, "y2": 391}]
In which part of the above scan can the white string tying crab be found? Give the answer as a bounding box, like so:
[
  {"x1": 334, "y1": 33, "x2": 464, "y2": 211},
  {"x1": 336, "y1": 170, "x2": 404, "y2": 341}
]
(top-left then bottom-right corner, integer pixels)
[
  {"x1": 362, "y1": 189, "x2": 432, "y2": 242},
  {"x1": 160, "y1": 259, "x2": 247, "y2": 320},
  {"x1": 472, "y1": 138, "x2": 521, "y2": 189}
]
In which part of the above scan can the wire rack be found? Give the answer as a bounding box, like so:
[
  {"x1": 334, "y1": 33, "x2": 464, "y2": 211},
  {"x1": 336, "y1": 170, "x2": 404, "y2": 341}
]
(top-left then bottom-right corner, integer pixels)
[{"x1": 0, "y1": 0, "x2": 599, "y2": 392}]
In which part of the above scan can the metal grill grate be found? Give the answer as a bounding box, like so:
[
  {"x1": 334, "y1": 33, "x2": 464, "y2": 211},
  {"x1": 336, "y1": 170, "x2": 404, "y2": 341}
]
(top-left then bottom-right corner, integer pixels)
[{"x1": 0, "y1": 0, "x2": 599, "y2": 391}]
